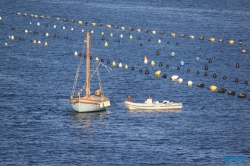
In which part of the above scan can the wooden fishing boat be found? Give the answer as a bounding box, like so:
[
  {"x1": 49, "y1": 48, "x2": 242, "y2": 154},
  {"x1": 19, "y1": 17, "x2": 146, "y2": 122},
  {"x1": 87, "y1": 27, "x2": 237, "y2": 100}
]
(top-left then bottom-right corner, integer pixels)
[{"x1": 69, "y1": 31, "x2": 110, "y2": 112}]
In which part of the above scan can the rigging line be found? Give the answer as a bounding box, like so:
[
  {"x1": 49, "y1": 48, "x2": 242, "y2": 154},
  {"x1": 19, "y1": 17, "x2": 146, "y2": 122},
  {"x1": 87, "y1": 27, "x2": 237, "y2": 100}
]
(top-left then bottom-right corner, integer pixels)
[
  {"x1": 71, "y1": 41, "x2": 85, "y2": 97},
  {"x1": 79, "y1": 62, "x2": 111, "y2": 93}
]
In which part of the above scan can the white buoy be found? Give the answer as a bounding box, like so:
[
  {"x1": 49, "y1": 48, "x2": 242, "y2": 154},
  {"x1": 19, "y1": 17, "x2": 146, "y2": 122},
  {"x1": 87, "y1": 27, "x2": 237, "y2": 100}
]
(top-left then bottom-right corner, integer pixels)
[
  {"x1": 44, "y1": 42, "x2": 48, "y2": 46},
  {"x1": 71, "y1": 28, "x2": 74, "y2": 31},
  {"x1": 37, "y1": 22, "x2": 40, "y2": 26},
  {"x1": 82, "y1": 29, "x2": 84, "y2": 32},
  {"x1": 38, "y1": 40, "x2": 41, "y2": 44},
  {"x1": 46, "y1": 33, "x2": 49, "y2": 37},
  {"x1": 144, "y1": 59, "x2": 148, "y2": 64},
  {"x1": 25, "y1": 29, "x2": 28, "y2": 33},
  {"x1": 53, "y1": 25, "x2": 56, "y2": 28},
  {"x1": 187, "y1": 81, "x2": 193, "y2": 86},
  {"x1": 91, "y1": 30, "x2": 94, "y2": 33},
  {"x1": 130, "y1": 35, "x2": 133, "y2": 39},
  {"x1": 125, "y1": 65, "x2": 128, "y2": 69},
  {"x1": 74, "y1": 51, "x2": 78, "y2": 56},
  {"x1": 11, "y1": 35, "x2": 14, "y2": 40},
  {"x1": 119, "y1": 63, "x2": 122, "y2": 68},
  {"x1": 110, "y1": 33, "x2": 113, "y2": 37},
  {"x1": 101, "y1": 32, "x2": 104, "y2": 35},
  {"x1": 0, "y1": 17, "x2": 2, "y2": 20},
  {"x1": 104, "y1": 42, "x2": 108, "y2": 47},
  {"x1": 158, "y1": 39, "x2": 161, "y2": 43},
  {"x1": 4, "y1": 42, "x2": 8, "y2": 46},
  {"x1": 120, "y1": 34, "x2": 123, "y2": 38},
  {"x1": 171, "y1": 52, "x2": 175, "y2": 57},
  {"x1": 63, "y1": 26, "x2": 65, "y2": 30},
  {"x1": 171, "y1": 75, "x2": 179, "y2": 81},
  {"x1": 178, "y1": 78, "x2": 183, "y2": 83},
  {"x1": 30, "y1": 22, "x2": 32, "y2": 24}
]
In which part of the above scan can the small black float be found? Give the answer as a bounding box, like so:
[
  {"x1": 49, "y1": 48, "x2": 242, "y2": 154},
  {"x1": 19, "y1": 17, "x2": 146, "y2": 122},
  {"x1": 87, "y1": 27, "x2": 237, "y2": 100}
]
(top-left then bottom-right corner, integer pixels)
[
  {"x1": 145, "y1": 69, "x2": 149, "y2": 74},
  {"x1": 204, "y1": 65, "x2": 208, "y2": 70},
  {"x1": 245, "y1": 80, "x2": 248, "y2": 84},
  {"x1": 131, "y1": 67, "x2": 135, "y2": 71},
  {"x1": 228, "y1": 90, "x2": 236, "y2": 95},
  {"x1": 199, "y1": 36, "x2": 204, "y2": 40},
  {"x1": 114, "y1": 25, "x2": 118, "y2": 29},
  {"x1": 101, "y1": 36, "x2": 105, "y2": 40},
  {"x1": 197, "y1": 83, "x2": 205, "y2": 87},
  {"x1": 208, "y1": 59, "x2": 212, "y2": 63},
  {"x1": 239, "y1": 40, "x2": 243, "y2": 45},
  {"x1": 79, "y1": 53, "x2": 82, "y2": 57},
  {"x1": 160, "y1": 31, "x2": 164, "y2": 35},
  {"x1": 218, "y1": 39, "x2": 223, "y2": 43},
  {"x1": 235, "y1": 78, "x2": 239, "y2": 83},
  {"x1": 166, "y1": 64, "x2": 169, "y2": 68},
  {"x1": 162, "y1": 74, "x2": 167, "y2": 78},
  {"x1": 177, "y1": 66, "x2": 180, "y2": 70},
  {"x1": 128, "y1": 27, "x2": 134, "y2": 31},
  {"x1": 196, "y1": 71, "x2": 200, "y2": 74},
  {"x1": 107, "y1": 60, "x2": 110, "y2": 64},
  {"x1": 213, "y1": 73, "x2": 217, "y2": 78},
  {"x1": 84, "y1": 21, "x2": 88, "y2": 24},
  {"x1": 218, "y1": 88, "x2": 226, "y2": 93},
  {"x1": 204, "y1": 72, "x2": 208, "y2": 76},
  {"x1": 176, "y1": 42, "x2": 179, "y2": 45},
  {"x1": 187, "y1": 69, "x2": 190, "y2": 72},
  {"x1": 159, "y1": 62, "x2": 163, "y2": 67},
  {"x1": 139, "y1": 69, "x2": 142, "y2": 72},
  {"x1": 140, "y1": 43, "x2": 143, "y2": 46},
  {"x1": 117, "y1": 39, "x2": 120, "y2": 43},
  {"x1": 223, "y1": 76, "x2": 227, "y2": 80},
  {"x1": 138, "y1": 37, "x2": 141, "y2": 40},
  {"x1": 98, "y1": 23, "x2": 102, "y2": 26},
  {"x1": 236, "y1": 63, "x2": 239, "y2": 68},
  {"x1": 101, "y1": 58, "x2": 104, "y2": 62},
  {"x1": 148, "y1": 38, "x2": 151, "y2": 42},
  {"x1": 167, "y1": 41, "x2": 170, "y2": 44},
  {"x1": 144, "y1": 29, "x2": 148, "y2": 33},
  {"x1": 238, "y1": 93, "x2": 247, "y2": 98},
  {"x1": 156, "y1": 50, "x2": 160, "y2": 56}
]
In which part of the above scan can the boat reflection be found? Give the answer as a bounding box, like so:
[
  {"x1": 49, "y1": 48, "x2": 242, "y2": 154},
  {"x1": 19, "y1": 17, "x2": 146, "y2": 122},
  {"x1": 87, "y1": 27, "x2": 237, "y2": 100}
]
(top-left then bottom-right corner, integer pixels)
[
  {"x1": 70, "y1": 110, "x2": 110, "y2": 128},
  {"x1": 125, "y1": 109, "x2": 182, "y2": 113}
]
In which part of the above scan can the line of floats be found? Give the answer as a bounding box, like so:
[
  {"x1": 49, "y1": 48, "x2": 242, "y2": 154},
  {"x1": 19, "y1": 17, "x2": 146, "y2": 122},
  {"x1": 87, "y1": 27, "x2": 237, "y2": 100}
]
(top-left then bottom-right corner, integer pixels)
[
  {"x1": 72, "y1": 52, "x2": 249, "y2": 100},
  {"x1": 0, "y1": 10, "x2": 247, "y2": 54},
  {"x1": 1, "y1": 10, "x2": 249, "y2": 101}
]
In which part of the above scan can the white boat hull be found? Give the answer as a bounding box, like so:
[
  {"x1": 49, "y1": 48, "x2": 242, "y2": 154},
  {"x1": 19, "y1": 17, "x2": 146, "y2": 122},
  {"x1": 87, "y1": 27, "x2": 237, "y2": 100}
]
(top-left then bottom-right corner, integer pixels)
[
  {"x1": 70, "y1": 97, "x2": 110, "y2": 113},
  {"x1": 124, "y1": 101, "x2": 182, "y2": 110}
]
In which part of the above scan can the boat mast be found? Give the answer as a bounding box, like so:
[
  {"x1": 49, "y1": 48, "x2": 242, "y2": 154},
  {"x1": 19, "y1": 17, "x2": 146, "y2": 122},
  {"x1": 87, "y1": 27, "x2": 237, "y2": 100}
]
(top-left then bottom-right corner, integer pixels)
[{"x1": 85, "y1": 31, "x2": 90, "y2": 97}]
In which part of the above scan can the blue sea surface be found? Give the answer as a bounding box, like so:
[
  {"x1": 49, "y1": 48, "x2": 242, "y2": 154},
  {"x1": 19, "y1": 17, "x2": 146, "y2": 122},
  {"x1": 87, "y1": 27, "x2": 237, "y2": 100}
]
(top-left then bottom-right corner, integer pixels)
[{"x1": 0, "y1": 0, "x2": 249, "y2": 165}]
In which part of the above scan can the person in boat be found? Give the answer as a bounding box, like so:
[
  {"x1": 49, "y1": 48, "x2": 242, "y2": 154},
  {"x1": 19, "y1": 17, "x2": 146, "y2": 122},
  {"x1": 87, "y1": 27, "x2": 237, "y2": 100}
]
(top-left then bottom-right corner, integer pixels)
[
  {"x1": 126, "y1": 94, "x2": 132, "y2": 102},
  {"x1": 95, "y1": 88, "x2": 102, "y2": 96},
  {"x1": 146, "y1": 96, "x2": 152, "y2": 104}
]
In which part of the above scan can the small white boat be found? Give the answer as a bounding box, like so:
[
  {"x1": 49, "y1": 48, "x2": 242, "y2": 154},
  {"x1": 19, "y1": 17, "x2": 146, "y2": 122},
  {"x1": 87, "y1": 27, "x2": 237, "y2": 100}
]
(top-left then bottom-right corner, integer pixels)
[{"x1": 124, "y1": 96, "x2": 182, "y2": 110}]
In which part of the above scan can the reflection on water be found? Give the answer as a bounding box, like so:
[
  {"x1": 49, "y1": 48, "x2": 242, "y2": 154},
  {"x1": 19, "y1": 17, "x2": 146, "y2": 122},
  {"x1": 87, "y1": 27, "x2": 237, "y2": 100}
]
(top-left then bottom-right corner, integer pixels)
[
  {"x1": 125, "y1": 109, "x2": 182, "y2": 113},
  {"x1": 70, "y1": 110, "x2": 110, "y2": 128}
]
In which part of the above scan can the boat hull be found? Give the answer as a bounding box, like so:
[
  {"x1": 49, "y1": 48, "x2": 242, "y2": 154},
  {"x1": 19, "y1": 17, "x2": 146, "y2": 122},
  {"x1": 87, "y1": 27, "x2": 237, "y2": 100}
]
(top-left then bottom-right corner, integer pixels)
[
  {"x1": 124, "y1": 101, "x2": 182, "y2": 110},
  {"x1": 70, "y1": 97, "x2": 110, "y2": 113}
]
